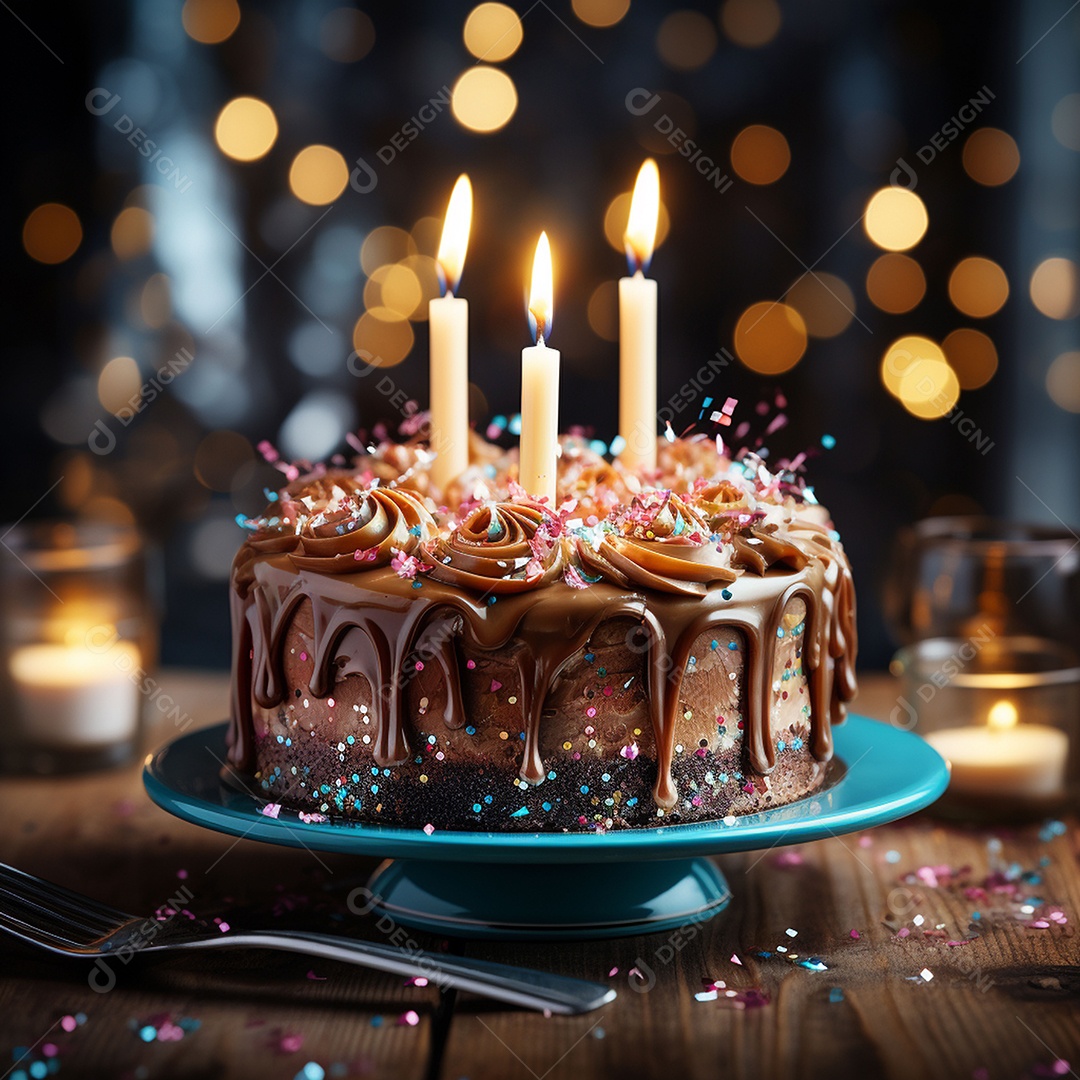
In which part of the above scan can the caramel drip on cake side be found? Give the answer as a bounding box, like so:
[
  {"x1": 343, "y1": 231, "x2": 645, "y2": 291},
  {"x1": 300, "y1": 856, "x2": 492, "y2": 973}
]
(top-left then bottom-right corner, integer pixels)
[{"x1": 227, "y1": 523, "x2": 856, "y2": 811}]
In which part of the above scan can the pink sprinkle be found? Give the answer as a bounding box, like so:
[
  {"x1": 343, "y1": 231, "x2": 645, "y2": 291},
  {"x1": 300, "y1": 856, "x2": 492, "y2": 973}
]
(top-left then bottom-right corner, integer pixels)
[
  {"x1": 628, "y1": 967, "x2": 645, "y2": 981},
  {"x1": 306, "y1": 970, "x2": 327, "y2": 981},
  {"x1": 407, "y1": 976, "x2": 429, "y2": 987},
  {"x1": 620, "y1": 743, "x2": 639, "y2": 761},
  {"x1": 608, "y1": 967, "x2": 619, "y2": 977},
  {"x1": 299, "y1": 651, "x2": 307, "y2": 662},
  {"x1": 490, "y1": 679, "x2": 503, "y2": 692},
  {"x1": 218, "y1": 921, "x2": 230, "y2": 933},
  {"x1": 415, "y1": 661, "x2": 424, "y2": 671},
  {"x1": 279, "y1": 1033, "x2": 304, "y2": 1053},
  {"x1": 466, "y1": 659, "x2": 476, "y2": 669},
  {"x1": 1053, "y1": 1061, "x2": 1071, "y2": 1076},
  {"x1": 157, "y1": 1023, "x2": 184, "y2": 1042},
  {"x1": 897, "y1": 927, "x2": 910, "y2": 939},
  {"x1": 61, "y1": 1016, "x2": 78, "y2": 1033},
  {"x1": 602, "y1": 686, "x2": 613, "y2": 696},
  {"x1": 586, "y1": 707, "x2": 597, "y2": 718},
  {"x1": 722, "y1": 396, "x2": 738, "y2": 415},
  {"x1": 400, "y1": 1010, "x2": 420, "y2": 1026},
  {"x1": 730, "y1": 953, "x2": 742, "y2": 965},
  {"x1": 261, "y1": 803, "x2": 282, "y2": 819},
  {"x1": 327, "y1": 697, "x2": 335, "y2": 708},
  {"x1": 850, "y1": 929, "x2": 860, "y2": 940},
  {"x1": 1030, "y1": 920, "x2": 1051, "y2": 929},
  {"x1": 691, "y1": 796, "x2": 702, "y2": 807},
  {"x1": 775, "y1": 851, "x2": 803, "y2": 868},
  {"x1": 423, "y1": 823, "x2": 435, "y2": 835}
]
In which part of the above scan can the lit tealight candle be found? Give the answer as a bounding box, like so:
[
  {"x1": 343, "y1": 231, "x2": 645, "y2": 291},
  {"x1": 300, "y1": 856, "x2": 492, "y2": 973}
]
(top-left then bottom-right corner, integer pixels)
[
  {"x1": 429, "y1": 174, "x2": 473, "y2": 492},
  {"x1": 10, "y1": 636, "x2": 142, "y2": 748},
  {"x1": 519, "y1": 231, "x2": 560, "y2": 506},
  {"x1": 925, "y1": 700, "x2": 1068, "y2": 799},
  {"x1": 618, "y1": 159, "x2": 660, "y2": 473}
]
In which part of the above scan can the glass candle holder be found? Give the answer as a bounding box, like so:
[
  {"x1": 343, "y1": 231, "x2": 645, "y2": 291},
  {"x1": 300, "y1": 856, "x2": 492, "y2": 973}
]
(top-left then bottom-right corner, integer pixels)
[
  {"x1": 0, "y1": 521, "x2": 156, "y2": 774},
  {"x1": 890, "y1": 635, "x2": 1080, "y2": 817},
  {"x1": 883, "y1": 516, "x2": 1080, "y2": 649}
]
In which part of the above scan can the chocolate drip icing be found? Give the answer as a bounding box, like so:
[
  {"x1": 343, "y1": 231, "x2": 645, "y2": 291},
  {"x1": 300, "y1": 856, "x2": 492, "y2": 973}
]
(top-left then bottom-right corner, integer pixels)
[{"x1": 228, "y1": 508, "x2": 856, "y2": 813}]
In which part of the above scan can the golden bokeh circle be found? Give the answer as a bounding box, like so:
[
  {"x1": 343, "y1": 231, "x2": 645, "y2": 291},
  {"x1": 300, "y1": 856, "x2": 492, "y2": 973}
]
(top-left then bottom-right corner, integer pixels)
[
  {"x1": 181, "y1": 0, "x2": 240, "y2": 44},
  {"x1": 947, "y1": 257, "x2": 1009, "y2": 318},
  {"x1": 289, "y1": 145, "x2": 349, "y2": 205},
  {"x1": 111, "y1": 206, "x2": 154, "y2": 260},
  {"x1": 571, "y1": 0, "x2": 630, "y2": 27},
  {"x1": 866, "y1": 253, "x2": 926, "y2": 314},
  {"x1": 464, "y1": 3, "x2": 523, "y2": 61},
  {"x1": 730, "y1": 124, "x2": 790, "y2": 185},
  {"x1": 787, "y1": 273, "x2": 855, "y2": 338},
  {"x1": 656, "y1": 10, "x2": 718, "y2": 71},
  {"x1": 361, "y1": 226, "x2": 417, "y2": 275},
  {"x1": 587, "y1": 280, "x2": 619, "y2": 342},
  {"x1": 1046, "y1": 351, "x2": 1080, "y2": 412},
  {"x1": 962, "y1": 128, "x2": 1020, "y2": 186},
  {"x1": 942, "y1": 328, "x2": 998, "y2": 390},
  {"x1": 1030, "y1": 256, "x2": 1080, "y2": 320},
  {"x1": 733, "y1": 302, "x2": 808, "y2": 374},
  {"x1": 863, "y1": 187, "x2": 928, "y2": 252},
  {"x1": 451, "y1": 67, "x2": 518, "y2": 133},
  {"x1": 720, "y1": 0, "x2": 782, "y2": 47},
  {"x1": 215, "y1": 97, "x2": 278, "y2": 162},
  {"x1": 352, "y1": 311, "x2": 415, "y2": 367},
  {"x1": 880, "y1": 335, "x2": 946, "y2": 398},
  {"x1": 320, "y1": 7, "x2": 375, "y2": 62},
  {"x1": 98, "y1": 356, "x2": 142, "y2": 416},
  {"x1": 23, "y1": 203, "x2": 83, "y2": 265}
]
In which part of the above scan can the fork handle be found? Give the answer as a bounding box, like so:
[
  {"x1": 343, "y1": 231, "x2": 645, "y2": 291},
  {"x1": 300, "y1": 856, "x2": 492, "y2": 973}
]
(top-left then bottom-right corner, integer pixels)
[{"x1": 173, "y1": 931, "x2": 616, "y2": 1014}]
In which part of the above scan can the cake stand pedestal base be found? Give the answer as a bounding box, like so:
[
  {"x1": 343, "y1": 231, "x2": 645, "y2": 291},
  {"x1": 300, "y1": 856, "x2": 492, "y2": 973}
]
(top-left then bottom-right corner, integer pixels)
[{"x1": 364, "y1": 856, "x2": 732, "y2": 940}]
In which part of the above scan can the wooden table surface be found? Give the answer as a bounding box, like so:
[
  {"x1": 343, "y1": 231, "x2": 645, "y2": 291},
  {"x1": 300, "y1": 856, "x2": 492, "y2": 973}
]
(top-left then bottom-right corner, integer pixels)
[{"x1": 1, "y1": 672, "x2": 1077, "y2": 1080}]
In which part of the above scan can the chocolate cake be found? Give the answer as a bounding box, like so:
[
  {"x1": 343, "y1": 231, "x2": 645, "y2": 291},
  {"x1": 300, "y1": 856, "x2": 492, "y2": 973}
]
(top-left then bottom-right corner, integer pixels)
[{"x1": 226, "y1": 436, "x2": 857, "y2": 831}]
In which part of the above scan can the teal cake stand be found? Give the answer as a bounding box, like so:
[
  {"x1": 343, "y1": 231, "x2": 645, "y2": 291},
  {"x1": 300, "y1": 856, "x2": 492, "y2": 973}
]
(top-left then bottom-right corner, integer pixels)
[{"x1": 144, "y1": 716, "x2": 948, "y2": 940}]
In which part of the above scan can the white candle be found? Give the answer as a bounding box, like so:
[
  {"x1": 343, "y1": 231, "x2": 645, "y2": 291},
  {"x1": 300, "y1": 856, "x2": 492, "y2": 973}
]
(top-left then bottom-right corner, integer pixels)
[
  {"x1": 10, "y1": 640, "x2": 142, "y2": 747},
  {"x1": 619, "y1": 159, "x2": 660, "y2": 473},
  {"x1": 519, "y1": 231, "x2": 560, "y2": 506},
  {"x1": 429, "y1": 174, "x2": 472, "y2": 493},
  {"x1": 925, "y1": 700, "x2": 1068, "y2": 799}
]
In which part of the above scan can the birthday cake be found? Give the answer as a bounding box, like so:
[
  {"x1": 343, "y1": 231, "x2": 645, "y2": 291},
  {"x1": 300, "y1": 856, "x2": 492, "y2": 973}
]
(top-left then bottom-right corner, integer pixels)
[{"x1": 225, "y1": 432, "x2": 857, "y2": 831}]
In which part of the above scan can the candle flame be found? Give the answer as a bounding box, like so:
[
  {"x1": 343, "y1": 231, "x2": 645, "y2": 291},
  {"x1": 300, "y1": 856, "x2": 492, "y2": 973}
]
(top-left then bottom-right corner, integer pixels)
[
  {"x1": 987, "y1": 699, "x2": 1018, "y2": 731},
  {"x1": 624, "y1": 158, "x2": 660, "y2": 273},
  {"x1": 436, "y1": 174, "x2": 472, "y2": 295},
  {"x1": 527, "y1": 231, "x2": 554, "y2": 343}
]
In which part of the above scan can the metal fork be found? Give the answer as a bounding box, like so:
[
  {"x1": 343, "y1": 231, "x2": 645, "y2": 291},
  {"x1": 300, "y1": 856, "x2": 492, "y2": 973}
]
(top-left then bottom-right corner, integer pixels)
[{"x1": 0, "y1": 862, "x2": 615, "y2": 1014}]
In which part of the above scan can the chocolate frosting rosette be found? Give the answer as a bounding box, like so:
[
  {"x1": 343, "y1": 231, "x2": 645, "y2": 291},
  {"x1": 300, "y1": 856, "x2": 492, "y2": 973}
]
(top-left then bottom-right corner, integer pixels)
[
  {"x1": 284, "y1": 482, "x2": 437, "y2": 574},
  {"x1": 421, "y1": 502, "x2": 564, "y2": 595},
  {"x1": 573, "y1": 491, "x2": 738, "y2": 597}
]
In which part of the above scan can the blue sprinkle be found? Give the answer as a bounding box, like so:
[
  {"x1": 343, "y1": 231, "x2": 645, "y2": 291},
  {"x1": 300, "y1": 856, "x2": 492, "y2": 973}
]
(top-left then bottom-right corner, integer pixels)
[
  {"x1": 711, "y1": 640, "x2": 719, "y2": 650},
  {"x1": 542, "y1": 801, "x2": 552, "y2": 811},
  {"x1": 298, "y1": 1063, "x2": 325, "y2": 1080},
  {"x1": 777, "y1": 627, "x2": 785, "y2": 638},
  {"x1": 821, "y1": 434, "x2": 836, "y2": 450},
  {"x1": 510, "y1": 806, "x2": 529, "y2": 818},
  {"x1": 29, "y1": 1064, "x2": 47, "y2": 1080},
  {"x1": 235, "y1": 513, "x2": 256, "y2": 531},
  {"x1": 585, "y1": 653, "x2": 595, "y2": 663},
  {"x1": 777, "y1": 740, "x2": 786, "y2": 752},
  {"x1": 626, "y1": 797, "x2": 638, "y2": 806},
  {"x1": 491, "y1": 413, "x2": 507, "y2": 430},
  {"x1": 484, "y1": 794, "x2": 493, "y2": 804},
  {"x1": 519, "y1": 731, "x2": 526, "y2": 740},
  {"x1": 721, "y1": 589, "x2": 732, "y2": 600},
  {"x1": 472, "y1": 803, "x2": 482, "y2": 813},
  {"x1": 728, "y1": 641, "x2": 738, "y2": 651},
  {"x1": 412, "y1": 581, "x2": 422, "y2": 589},
  {"x1": 828, "y1": 987, "x2": 844, "y2": 1003},
  {"x1": 580, "y1": 785, "x2": 589, "y2": 794},
  {"x1": 370, "y1": 1016, "x2": 383, "y2": 1027},
  {"x1": 264, "y1": 488, "x2": 279, "y2": 501},
  {"x1": 346, "y1": 735, "x2": 355, "y2": 744},
  {"x1": 508, "y1": 414, "x2": 522, "y2": 435},
  {"x1": 547, "y1": 770, "x2": 557, "y2": 780},
  {"x1": 370, "y1": 784, "x2": 378, "y2": 794},
  {"x1": 465, "y1": 725, "x2": 477, "y2": 735},
  {"x1": 408, "y1": 524, "x2": 422, "y2": 537},
  {"x1": 139, "y1": 1026, "x2": 157, "y2": 1043},
  {"x1": 972, "y1": 911, "x2": 981, "y2": 920},
  {"x1": 487, "y1": 596, "x2": 497, "y2": 606},
  {"x1": 588, "y1": 439, "x2": 608, "y2": 456}
]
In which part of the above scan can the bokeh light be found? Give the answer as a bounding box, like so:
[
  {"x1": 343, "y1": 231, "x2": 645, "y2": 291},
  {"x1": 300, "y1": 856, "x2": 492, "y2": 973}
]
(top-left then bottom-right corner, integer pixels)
[
  {"x1": 464, "y1": 3, "x2": 523, "y2": 61},
  {"x1": 1046, "y1": 351, "x2": 1080, "y2": 412},
  {"x1": 181, "y1": 0, "x2": 240, "y2": 44},
  {"x1": 352, "y1": 310, "x2": 415, "y2": 367},
  {"x1": 1029, "y1": 256, "x2": 1080, "y2": 319},
  {"x1": 1050, "y1": 94, "x2": 1080, "y2": 152},
  {"x1": 289, "y1": 145, "x2": 349, "y2": 205},
  {"x1": 961, "y1": 128, "x2": 1020, "y2": 186},
  {"x1": 880, "y1": 335, "x2": 945, "y2": 398},
  {"x1": 603, "y1": 192, "x2": 671, "y2": 254},
  {"x1": 720, "y1": 0, "x2": 782, "y2": 47},
  {"x1": 215, "y1": 97, "x2": 278, "y2": 162},
  {"x1": 140, "y1": 273, "x2": 171, "y2": 328},
  {"x1": 733, "y1": 302, "x2": 807, "y2": 374},
  {"x1": 110, "y1": 206, "x2": 154, "y2": 260},
  {"x1": 361, "y1": 226, "x2": 416, "y2": 275},
  {"x1": 97, "y1": 356, "x2": 141, "y2": 415},
  {"x1": 451, "y1": 67, "x2": 517, "y2": 133},
  {"x1": 730, "y1": 124, "x2": 790, "y2": 185},
  {"x1": 587, "y1": 281, "x2": 619, "y2": 342},
  {"x1": 279, "y1": 392, "x2": 357, "y2": 466},
  {"x1": 23, "y1": 203, "x2": 82, "y2": 265},
  {"x1": 942, "y1": 328, "x2": 998, "y2": 390},
  {"x1": 866, "y1": 253, "x2": 925, "y2": 314},
  {"x1": 656, "y1": 10, "x2": 718, "y2": 71},
  {"x1": 319, "y1": 7, "x2": 375, "y2": 63},
  {"x1": 947, "y1": 256, "x2": 1009, "y2": 318},
  {"x1": 571, "y1": 0, "x2": 630, "y2": 27},
  {"x1": 863, "y1": 188, "x2": 928, "y2": 251},
  {"x1": 787, "y1": 273, "x2": 856, "y2": 338}
]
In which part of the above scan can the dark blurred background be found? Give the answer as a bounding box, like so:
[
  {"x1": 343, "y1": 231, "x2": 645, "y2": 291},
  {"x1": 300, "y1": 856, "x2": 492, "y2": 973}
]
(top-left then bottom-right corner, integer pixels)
[{"x1": 3, "y1": 0, "x2": 1079, "y2": 671}]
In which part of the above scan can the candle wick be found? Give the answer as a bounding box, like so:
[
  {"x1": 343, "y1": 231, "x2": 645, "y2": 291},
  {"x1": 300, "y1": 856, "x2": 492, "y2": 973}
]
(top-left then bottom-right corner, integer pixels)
[{"x1": 536, "y1": 330, "x2": 545, "y2": 348}]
